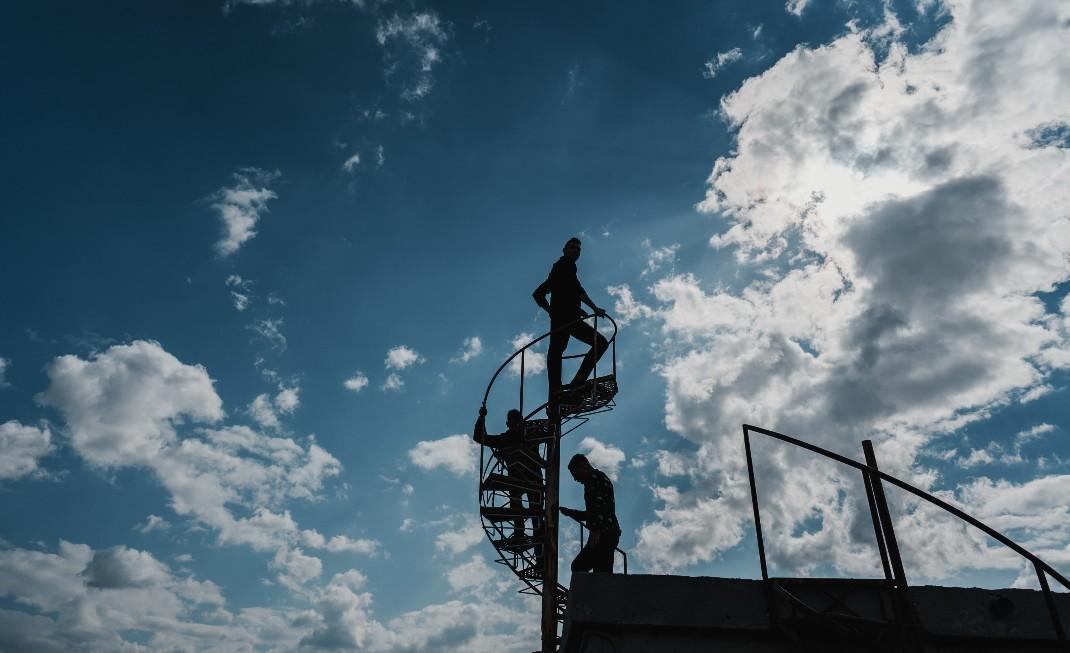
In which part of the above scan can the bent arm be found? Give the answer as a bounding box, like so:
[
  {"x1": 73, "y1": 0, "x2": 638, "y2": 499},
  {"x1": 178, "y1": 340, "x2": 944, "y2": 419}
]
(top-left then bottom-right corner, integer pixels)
[{"x1": 532, "y1": 277, "x2": 552, "y2": 314}]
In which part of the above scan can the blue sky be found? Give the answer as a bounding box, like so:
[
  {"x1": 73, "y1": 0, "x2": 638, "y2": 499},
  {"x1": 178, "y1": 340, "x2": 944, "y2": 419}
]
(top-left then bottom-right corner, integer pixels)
[{"x1": 2, "y1": 1, "x2": 1070, "y2": 651}]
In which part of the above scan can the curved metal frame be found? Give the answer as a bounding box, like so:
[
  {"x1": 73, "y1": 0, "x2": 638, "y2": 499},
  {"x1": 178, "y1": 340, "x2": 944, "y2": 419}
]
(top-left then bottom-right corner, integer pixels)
[{"x1": 743, "y1": 423, "x2": 1070, "y2": 643}]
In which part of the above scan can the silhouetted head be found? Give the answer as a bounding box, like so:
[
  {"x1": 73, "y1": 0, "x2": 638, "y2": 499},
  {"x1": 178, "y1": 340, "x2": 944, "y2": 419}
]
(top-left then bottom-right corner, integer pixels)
[
  {"x1": 562, "y1": 237, "x2": 582, "y2": 262},
  {"x1": 506, "y1": 409, "x2": 523, "y2": 430},
  {"x1": 567, "y1": 453, "x2": 593, "y2": 482}
]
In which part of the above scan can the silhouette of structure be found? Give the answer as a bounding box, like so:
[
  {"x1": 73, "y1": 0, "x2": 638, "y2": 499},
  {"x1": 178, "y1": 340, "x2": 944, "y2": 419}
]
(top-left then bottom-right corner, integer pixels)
[
  {"x1": 557, "y1": 424, "x2": 1070, "y2": 652},
  {"x1": 477, "y1": 313, "x2": 621, "y2": 653}
]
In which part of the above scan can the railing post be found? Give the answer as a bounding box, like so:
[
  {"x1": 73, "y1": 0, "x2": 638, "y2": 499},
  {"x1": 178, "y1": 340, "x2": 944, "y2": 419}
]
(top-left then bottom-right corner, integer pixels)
[
  {"x1": 519, "y1": 350, "x2": 525, "y2": 414},
  {"x1": 743, "y1": 427, "x2": 769, "y2": 581},
  {"x1": 1036, "y1": 562, "x2": 1068, "y2": 643},
  {"x1": 862, "y1": 440, "x2": 908, "y2": 590},
  {"x1": 862, "y1": 467, "x2": 893, "y2": 581}
]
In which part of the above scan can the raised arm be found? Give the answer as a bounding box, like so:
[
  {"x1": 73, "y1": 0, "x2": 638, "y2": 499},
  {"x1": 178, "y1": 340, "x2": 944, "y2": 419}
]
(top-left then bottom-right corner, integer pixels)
[{"x1": 473, "y1": 407, "x2": 489, "y2": 444}]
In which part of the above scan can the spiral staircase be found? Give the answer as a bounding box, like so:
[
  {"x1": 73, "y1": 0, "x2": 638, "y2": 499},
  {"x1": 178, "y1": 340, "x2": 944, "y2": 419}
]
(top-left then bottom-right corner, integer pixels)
[{"x1": 477, "y1": 314, "x2": 619, "y2": 652}]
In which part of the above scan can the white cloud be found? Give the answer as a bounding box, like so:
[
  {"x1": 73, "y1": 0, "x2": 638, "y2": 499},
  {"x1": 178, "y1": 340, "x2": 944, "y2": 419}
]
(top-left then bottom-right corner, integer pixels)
[
  {"x1": 275, "y1": 386, "x2": 300, "y2": 414},
  {"x1": 435, "y1": 522, "x2": 485, "y2": 556},
  {"x1": 0, "y1": 421, "x2": 52, "y2": 481},
  {"x1": 634, "y1": 0, "x2": 1070, "y2": 574},
  {"x1": 578, "y1": 436, "x2": 625, "y2": 481},
  {"x1": 342, "y1": 151, "x2": 361, "y2": 173},
  {"x1": 302, "y1": 529, "x2": 380, "y2": 555},
  {"x1": 344, "y1": 372, "x2": 369, "y2": 392},
  {"x1": 1016, "y1": 423, "x2": 1056, "y2": 443},
  {"x1": 385, "y1": 345, "x2": 424, "y2": 370},
  {"x1": 231, "y1": 291, "x2": 251, "y2": 311},
  {"x1": 135, "y1": 514, "x2": 171, "y2": 534},
  {"x1": 382, "y1": 373, "x2": 404, "y2": 391},
  {"x1": 508, "y1": 333, "x2": 545, "y2": 377},
  {"x1": 702, "y1": 48, "x2": 743, "y2": 80},
  {"x1": 446, "y1": 555, "x2": 497, "y2": 594},
  {"x1": 250, "y1": 318, "x2": 287, "y2": 351},
  {"x1": 210, "y1": 167, "x2": 280, "y2": 257},
  {"x1": 249, "y1": 393, "x2": 281, "y2": 429},
  {"x1": 272, "y1": 546, "x2": 322, "y2": 592},
  {"x1": 376, "y1": 145, "x2": 385, "y2": 167},
  {"x1": 0, "y1": 357, "x2": 9, "y2": 387},
  {"x1": 606, "y1": 284, "x2": 654, "y2": 326},
  {"x1": 785, "y1": 0, "x2": 810, "y2": 17},
  {"x1": 409, "y1": 434, "x2": 478, "y2": 477},
  {"x1": 452, "y1": 336, "x2": 483, "y2": 364},
  {"x1": 37, "y1": 340, "x2": 224, "y2": 467},
  {"x1": 36, "y1": 341, "x2": 351, "y2": 558},
  {"x1": 0, "y1": 541, "x2": 236, "y2": 652},
  {"x1": 375, "y1": 12, "x2": 449, "y2": 102}
]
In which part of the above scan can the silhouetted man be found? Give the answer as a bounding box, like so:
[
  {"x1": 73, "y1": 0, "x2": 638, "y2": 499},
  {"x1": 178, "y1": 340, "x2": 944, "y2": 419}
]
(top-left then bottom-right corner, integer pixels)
[
  {"x1": 533, "y1": 237, "x2": 608, "y2": 401},
  {"x1": 560, "y1": 454, "x2": 620, "y2": 573},
  {"x1": 474, "y1": 407, "x2": 544, "y2": 543}
]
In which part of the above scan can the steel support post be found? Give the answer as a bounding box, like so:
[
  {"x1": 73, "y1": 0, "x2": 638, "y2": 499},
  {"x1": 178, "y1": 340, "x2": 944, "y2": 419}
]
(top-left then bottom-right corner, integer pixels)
[{"x1": 541, "y1": 416, "x2": 561, "y2": 653}]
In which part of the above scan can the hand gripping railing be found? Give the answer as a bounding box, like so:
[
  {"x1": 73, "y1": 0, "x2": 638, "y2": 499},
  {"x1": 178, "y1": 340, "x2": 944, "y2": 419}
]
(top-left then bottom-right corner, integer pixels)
[{"x1": 743, "y1": 424, "x2": 1070, "y2": 645}]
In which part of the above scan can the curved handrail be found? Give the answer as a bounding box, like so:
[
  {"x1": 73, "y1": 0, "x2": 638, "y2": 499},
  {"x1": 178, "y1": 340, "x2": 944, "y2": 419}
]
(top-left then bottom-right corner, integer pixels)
[
  {"x1": 743, "y1": 423, "x2": 1070, "y2": 591},
  {"x1": 481, "y1": 313, "x2": 618, "y2": 415}
]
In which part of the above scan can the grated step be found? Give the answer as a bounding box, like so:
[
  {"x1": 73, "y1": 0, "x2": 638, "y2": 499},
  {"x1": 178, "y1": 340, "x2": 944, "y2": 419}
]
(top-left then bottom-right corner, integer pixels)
[
  {"x1": 481, "y1": 506, "x2": 544, "y2": 522},
  {"x1": 481, "y1": 473, "x2": 544, "y2": 494}
]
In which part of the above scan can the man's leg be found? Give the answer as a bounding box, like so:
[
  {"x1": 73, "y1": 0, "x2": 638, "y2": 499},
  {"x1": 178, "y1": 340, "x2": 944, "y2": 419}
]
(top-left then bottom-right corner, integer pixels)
[
  {"x1": 567, "y1": 321, "x2": 609, "y2": 387},
  {"x1": 509, "y1": 488, "x2": 524, "y2": 538},
  {"x1": 592, "y1": 531, "x2": 620, "y2": 573},
  {"x1": 547, "y1": 327, "x2": 570, "y2": 398},
  {"x1": 570, "y1": 542, "x2": 597, "y2": 574}
]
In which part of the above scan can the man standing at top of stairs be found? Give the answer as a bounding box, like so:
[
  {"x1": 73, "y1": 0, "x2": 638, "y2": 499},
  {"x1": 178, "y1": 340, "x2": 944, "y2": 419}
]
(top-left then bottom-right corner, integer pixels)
[{"x1": 532, "y1": 237, "x2": 609, "y2": 403}]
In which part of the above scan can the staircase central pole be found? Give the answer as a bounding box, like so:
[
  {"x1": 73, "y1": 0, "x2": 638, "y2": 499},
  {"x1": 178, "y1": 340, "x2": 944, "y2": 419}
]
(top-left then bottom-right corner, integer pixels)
[{"x1": 541, "y1": 412, "x2": 562, "y2": 653}]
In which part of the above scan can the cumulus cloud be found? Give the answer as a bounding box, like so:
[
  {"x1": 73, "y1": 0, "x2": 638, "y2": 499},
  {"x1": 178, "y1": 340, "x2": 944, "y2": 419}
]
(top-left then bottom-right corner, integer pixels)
[
  {"x1": 435, "y1": 522, "x2": 485, "y2": 556},
  {"x1": 446, "y1": 555, "x2": 498, "y2": 594},
  {"x1": 508, "y1": 333, "x2": 546, "y2": 377},
  {"x1": 385, "y1": 345, "x2": 424, "y2": 370},
  {"x1": 210, "y1": 167, "x2": 280, "y2": 257},
  {"x1": 409, "y1": 434, "x2": 478, "y2": 477},
  {"x1": 0, "y1": 421, "x2": 52, "y2": 480},
  {"x1": 0, "y1": 541, "x2": 235, "y2": 652},
  {"x1": 344, "y1": 371, "x2": 369, "y2": 392},
  {"x1": 702, "y1": 48, "x2": 743, "y2": 79},
  {"x1": 0, "y1": 357, "x2": 9, "y2": 387},
  {"x1": 342, "y1": 151, "x2": 361, "y2": 173},
  {"x1": 452, "y1": 336, "x2": 483, "y2": 364},
  {"x1": 578, "y1": 436, "x2": 625, "y2": 481},
  {"x1": 634, "y1": 0, "x2": 1070, "y2": 574},
  {"x1": 376, "y1": 12, "x2": 449, "y2": 102},
  {"x1": 36, "y1": 341, "x2": 356, "y2": 556}
]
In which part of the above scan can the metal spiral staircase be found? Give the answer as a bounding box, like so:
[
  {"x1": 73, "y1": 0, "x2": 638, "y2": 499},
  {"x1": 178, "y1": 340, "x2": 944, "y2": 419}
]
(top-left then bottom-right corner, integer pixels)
[{"x1": 477, "y1": 314, "x2": 619, "y2": 653}]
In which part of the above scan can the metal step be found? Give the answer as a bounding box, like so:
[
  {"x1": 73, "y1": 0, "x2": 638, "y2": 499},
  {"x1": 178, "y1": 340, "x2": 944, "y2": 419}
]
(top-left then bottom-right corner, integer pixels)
[
  {"x1": 556, "y1": 375, "x2": 618, "y2": 416},
  {"x1": 481, "y1": 473, "x2": 544, "y2": 494},
  {"x1": 491, "y1": 536, "x2": 541, "y2": 552},
  {"x1": 481, "y1": 506, "x2": 544, "y2": 522}
]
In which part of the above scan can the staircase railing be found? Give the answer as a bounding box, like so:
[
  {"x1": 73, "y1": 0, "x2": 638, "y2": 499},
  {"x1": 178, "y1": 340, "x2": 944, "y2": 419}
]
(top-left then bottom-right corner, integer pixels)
[{"x1": 743, "y1": 423, "x2": 1070, "y2": 644}]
